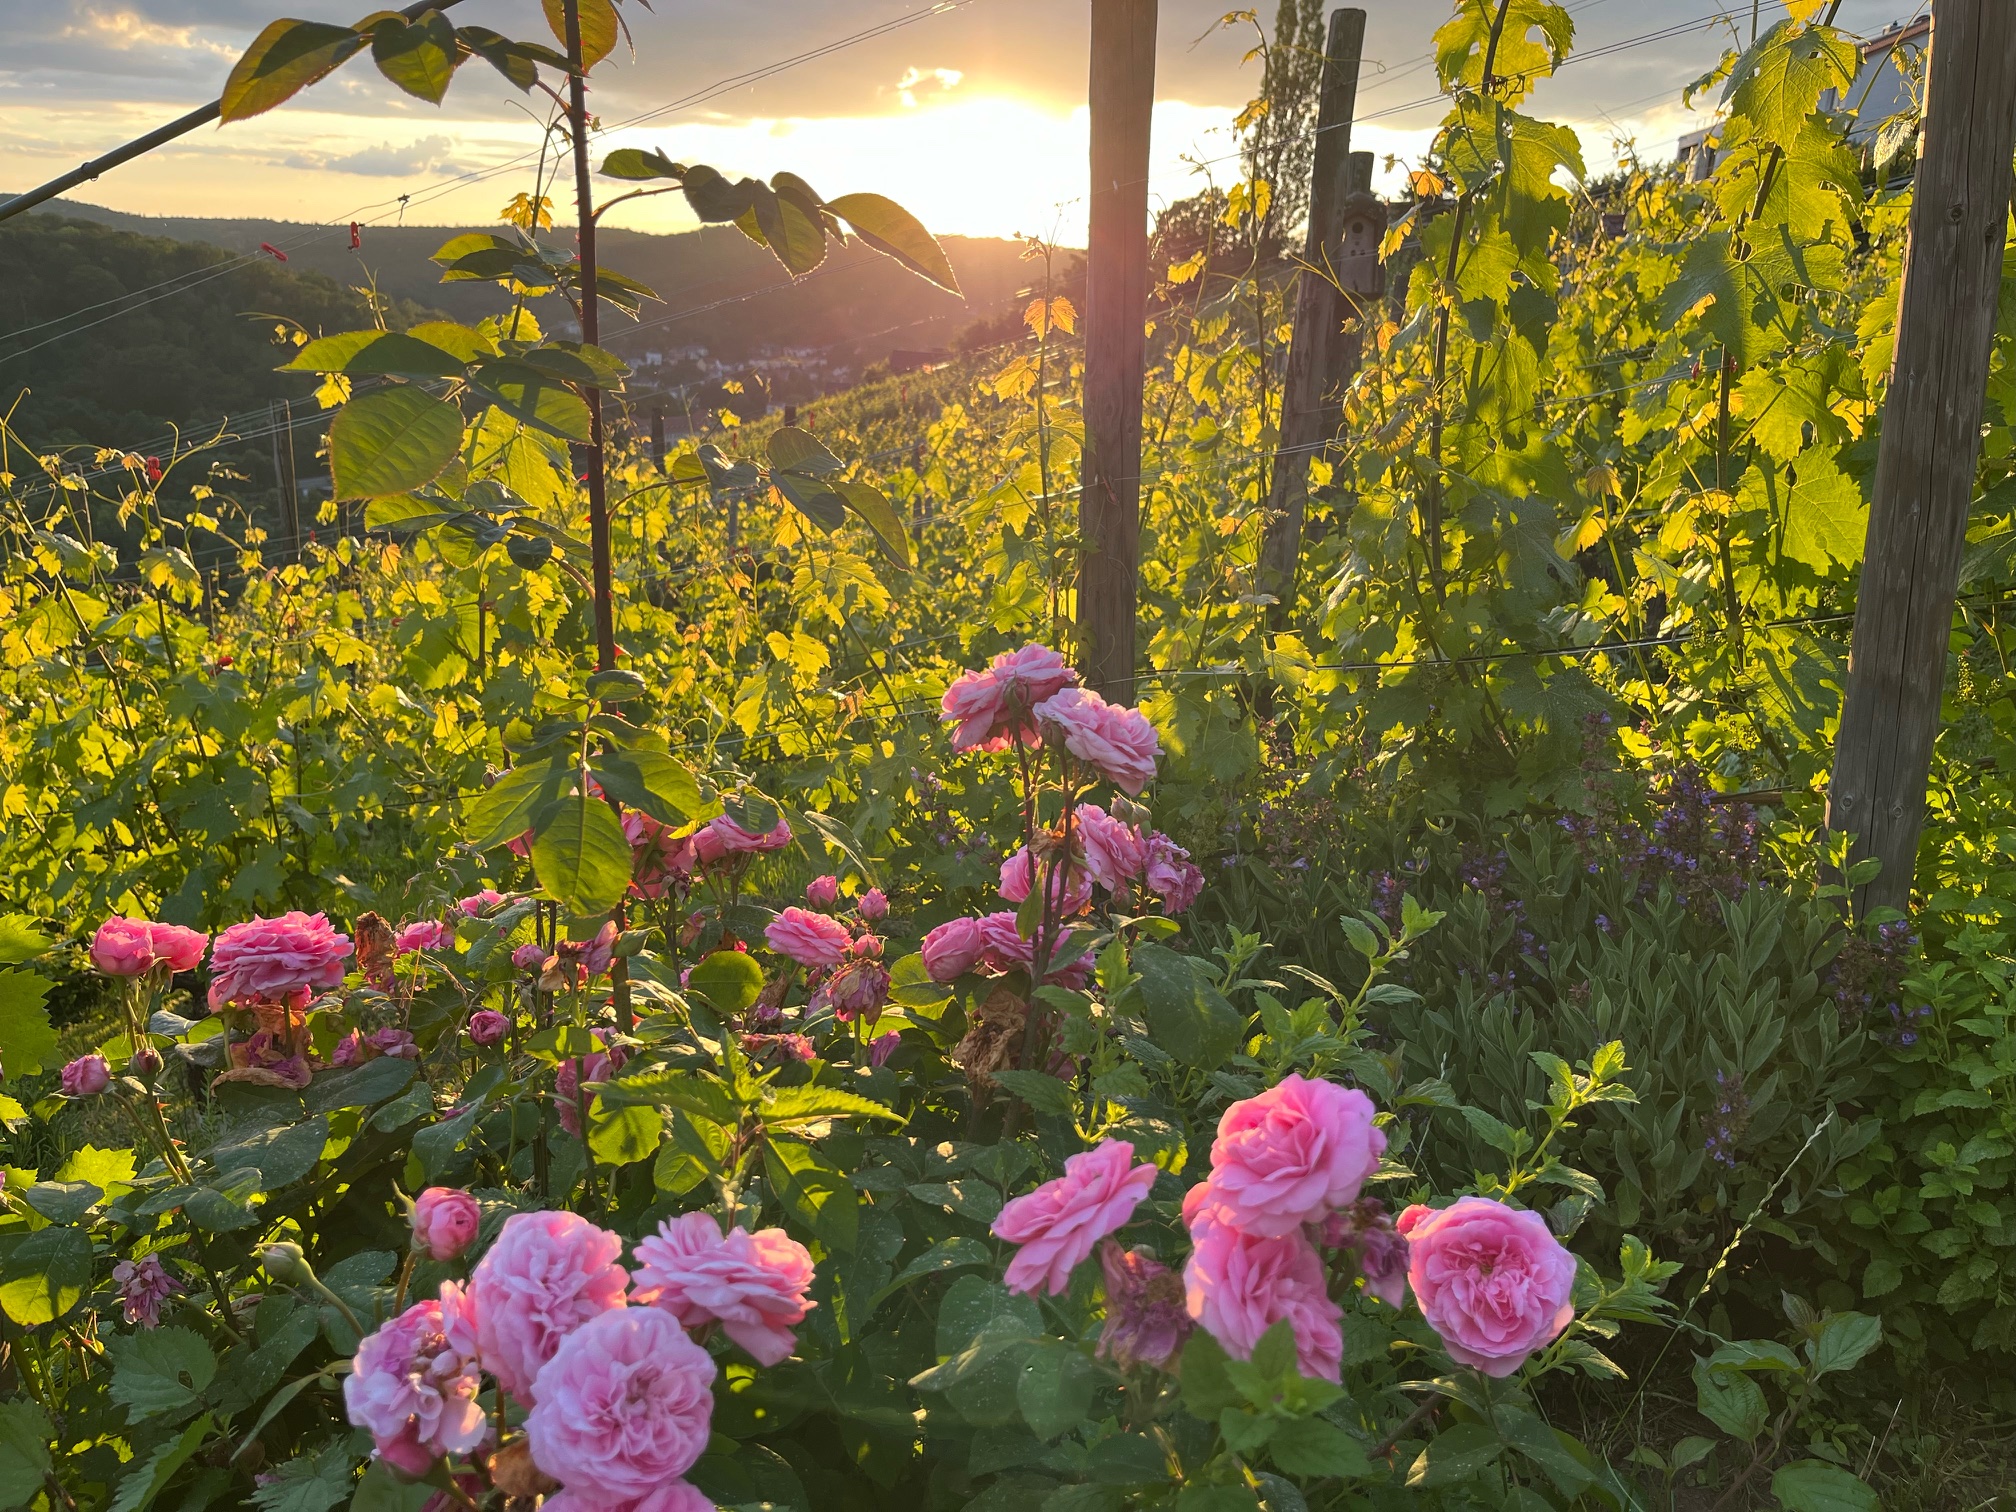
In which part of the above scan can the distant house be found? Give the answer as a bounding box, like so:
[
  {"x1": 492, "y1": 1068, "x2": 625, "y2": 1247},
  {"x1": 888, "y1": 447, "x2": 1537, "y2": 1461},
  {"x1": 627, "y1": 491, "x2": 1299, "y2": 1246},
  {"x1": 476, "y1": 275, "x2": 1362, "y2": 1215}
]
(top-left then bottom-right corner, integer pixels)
[
  {"x1": 1677, "y1": 126, "x2": 1719, "y2": 182},
  {"x1": 1820, "y1": 16, "x2": 1928, "y2": 141},
  {"x1": 889, "y1": 348, "x2": 951, "y2": 375}
]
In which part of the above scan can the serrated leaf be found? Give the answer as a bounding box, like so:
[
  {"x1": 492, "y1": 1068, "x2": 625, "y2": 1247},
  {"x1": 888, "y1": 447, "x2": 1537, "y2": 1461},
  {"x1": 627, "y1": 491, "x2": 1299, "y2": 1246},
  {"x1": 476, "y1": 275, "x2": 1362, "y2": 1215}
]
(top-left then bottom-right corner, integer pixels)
[
  {"x1": 0, "y1": 969, "x2": 58, "y2": 1077},
  {"x1": 529, "y1": 786, "x2": 631, "y2": 915},
  {"x1": 989, "y1": 1070, "x2": 1077, "y2": 1119},
  {"x1": 1270, "y1": 1417, "x2": 1373, "y2": 1479},
  {"x1": 221, "y1": 20, "x2": 363, "y2": 122},
  {"x1": 540, "y1": 0, "x2": 618, "y2": 67},
  {"x1": 0, "y1": 1398, "x2": 53, "y2": 1509},
  {"x1": 760, "y1": 1085, "x2": 901, "y2": 1127},
  {"x1": 766, "y1": 1135, "x2": 858, "y2": 1252},
  {"x1": 0, "y1": 1226, "x2": 91, "y2": 1325},
  {"x1": 825, "y1": 192, "x2": 960, "y2": 294},
  {"x1": 1771, "y1": 1461, "x2": 1879, "y2": 1512},
  {"x1": 0, "y1": 916, "x2": 51, "y2": 966},
  {"x1": 109, "y1": 1413, "x2": 213, "y2": 1512},
  {"x1": 330, "y1": 386, "x2": 464, "y2": 500},
  {"x1": 108, "y1": 1327, "x2": 217, "y2": 1421}
]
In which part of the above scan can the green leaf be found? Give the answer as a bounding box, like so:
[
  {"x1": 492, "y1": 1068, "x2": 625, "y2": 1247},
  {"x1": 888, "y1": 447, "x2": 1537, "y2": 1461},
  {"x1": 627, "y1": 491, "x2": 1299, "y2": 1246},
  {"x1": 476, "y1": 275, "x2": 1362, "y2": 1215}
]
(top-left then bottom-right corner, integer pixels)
[
  {"x1": 0, "y1": 1225, "x2": 91, "y2": 1325},
  {"x1": 110, "y1": 1413, "x2": 214, "y2": 1512},
  {"x1": 989, "y1": 1069, "x2": 1078, "y2": 1119},
  {"x1": 0, "y1": 969, "x2": 58, "y2": 1077},
  {"x1": 935, "y1": 1274, "x2": 1042, "y2": 1359},
  {"x1": 1780, "y1": 458, "x2": 1868, "y2": 572},
  {"x1": 1723, "y1": 20, "x2": 1858, "y2": 151},
  {"x1": 541, "y1": 0, "x2": 618, "y2": 68},
  {"x1": 330, "y1": 387, "x2": 464, "y2": 501},
  {"x1": 1808, "y1": 1312, "x2": 1882, "y2": 1377},
  {"x1": 282, "y1": 330, "x2": 466, "y2": 379},
  {"x1": 220, "y1": 20, "x2": 364, "y2": 121},
  {"x1": 22, "y1": 1182, "x2": 100, "y2": 1225},
  {"x1": 300, "y1": 1056, "x2": 414, "y2": 1116},
  {"x1": 588, "y1": 1102, "x2": 664, "y2": 1167},
  {"x1": 0, "y1": 916, "x2": 51, "y2": 966},
  {"x1": 529, "y1": 787, "x2": 631, "y2": 915},
  {"x1": 760, "y1": 1085, "x2": 901, "y2": 1127},
  {"x1": 871, "y1": 1237, "x2": 995, "y2": 1306},
  {"x1": 1178, "y1": 1328, "x2": 1241, "y2": 1421},
  {"x1": 467, "y1": 759, "x2": 569, "y2": 851},
  {"x1": 470, "y1": 360, "x2": 593, "y2": 442},
  {"x1": 589, "y1": 749, "x2": 700, "y2": 825},
  {"x1": 1692, "y1": 1355, "x2": 1769, "y2": 1441},
  {"x1": 832, "y1": 479, "x2": 912, "y2": 569},
  {"x1": 210, "y1": 1116, "x2": 329, "y2": 1192},
  {"x1": 1404, "y1": 1421, "x2": 1504, "y2": 1487},
  {"x1": 411, "y1": 1100, "x2": 485, "y2": 1178},
  {"x1": 1018, "y1": 1343, "x2": 1096, "y2": 1441},
  {"x1": 371, "y1": 10, "x2": 461, "y2": 104},
  {"x1": 349, "y1": 1458, "x2": 434, "y2": 1512},
  {"x1": 824, "y1": 192, "x2": 960, "y2": 294},
  {"x1": 600, "y1": 147, "x2": 682, "y2": 181},
  {"x1": 1270, "y1": 1417, "x2": 1373, "y2": 1479},
  {"x1": 0, "y1": 1399, "x2": 53, "y2": 1511},
  {"x1": 1771, "y1": 1461, "x2": 1879, "y2": 1512},
  {"x1": 769, "y1": 426, "x2": 845, "y2": 477},
  {"x1": 766, "y1": 1135, "x2": 859, "y2": 1252},
  {"x1": 687, "y1": 950, "x2": 765, "y2": 1015},
  {"x1": 652, "y1": 1110, "x2": 732, "y2": 1196},
  {"x1": 108, "y1": 1327, "x2": 217, "y2": 1422},
  {"x1": 1129, "y1": 943, "x2": 1244, "y2": 1070}
]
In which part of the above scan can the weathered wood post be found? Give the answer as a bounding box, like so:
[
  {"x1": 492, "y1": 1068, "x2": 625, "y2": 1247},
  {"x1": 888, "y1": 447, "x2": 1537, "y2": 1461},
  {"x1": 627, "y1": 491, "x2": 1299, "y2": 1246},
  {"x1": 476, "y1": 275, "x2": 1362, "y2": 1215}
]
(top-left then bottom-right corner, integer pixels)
[
  {"x1": 1826, "y1": 0, "x2": 2016, "y2": 916},
  {"x1": 1257, "y1": 8, "x2": 1369, "y2": 622},
  {"x1": 1080, "y1": 0, "x2": 1158, "y2": 702}
]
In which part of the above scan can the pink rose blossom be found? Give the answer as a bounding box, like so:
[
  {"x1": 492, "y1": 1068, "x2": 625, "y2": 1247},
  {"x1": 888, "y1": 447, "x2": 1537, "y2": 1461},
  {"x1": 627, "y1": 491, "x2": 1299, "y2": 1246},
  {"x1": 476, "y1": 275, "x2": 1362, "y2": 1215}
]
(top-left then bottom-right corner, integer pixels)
[
  {"x1": 992, "y1": 1140, "x2": 1159, "y2": 1296},
  {"x1": 468, "y1": 1010, "x2": 510, "y2": 1047},
  {"x1": 112, "y1": 1255, "x2": 181, "y2": 1328},
  {"x1": 344, "y1": 1292, "x2": 490, "y2": 1475},
  {"x1": 1075, "y1": 805, "x2": 1149, "y2": 893},
  {"x1": 556, "y1": 1033, "x2": 631, "y2": 1138},
  {"x1": 1182, "y1": 1195, "x2": 1344, "y2": 1381},
  {"x1": 998, "y1": 849, "x2": 1093, "y2": 914},
  {"x1": 1097, "y1": 1241, "x2": 1191, "y2": 1371},
  {"x1": 851, "y1": 933, "x2": 883, "y2": 959},
  {"x1": 512, "y1": 943, "x2": 549, "y2": 971},
  {"x1": 921, "y1": 917, "x2": 987, "y2": 981},
  {"x1": 1033, "y1": 688, "x2": 1163, "y2": 794},
  {"x1": 396, "y1": 921, "x2": 455, "y2": 955},
  {"x1": 977, "y1": 911, "x2": 1095, "y2": 987},
  {"x1": 1398, "y1": 1197, "x2": 1576, "y2": 1377},
  {"x1": 457, "y1": 889, "x2": 506, "y2": 916},
  {"x1": 633, "y1": 1211, "x2": 818, "y2": 1366},
  {"x1": 129, "y1": 1045, "x2": 161, "y2": 1078},
  {"x1": 332, "y1": 1029, "x2": 366, "y2": 1067},
  {"x1": 467, "y1": 1211, "x2": 630, "y2": 1404},
  {"x1": 868, "y1": 1031, "x2": 901, "y2": 1067},
  {"x1": 940, "y1": 642, "x2": 1080, "y2": 753},
  {"x1": 524, "y1": 1306, "x2": 715, "y2": 1501},
  {"x1": 369, "y1": 1028, "x2": 419, "y2": 1059},
  {"x1": 741, "y1": 1032, "x2": 816, "y2": 1063},
  {"x1": 60, "y1": 1054, "x2": 110, "y2": 1097},
  {"x1": 624, "y1": 811, "x2": 689, "y2": 900},
  {"x1": 208, "y1": 912, "x2": 352, "y2": 1011},
  {"x1": 413, "y1": 1188, "x2": 483, "y2": 1262},
  {"x1": 858, "y1": 887, "x2": 889, "y2": 921},
  {"x1": 766, "y1": 907, "x2": 852, "y2": 969},
  {"x1": 91, "y1": 917, "x2": 209, "y2": 976},
  {"x1": 691, "y1": 814, "x2": 792, "y2": 868},
  {"x1": 804, "y1": 874, "x2": 841, "y2": 909},
  {"x1": 1205, "y1": 1074, "x2": 1385, "y2": 1238},
  {"x1": 1144, "y1": 833, "x2": 1205, "y2": 914}
]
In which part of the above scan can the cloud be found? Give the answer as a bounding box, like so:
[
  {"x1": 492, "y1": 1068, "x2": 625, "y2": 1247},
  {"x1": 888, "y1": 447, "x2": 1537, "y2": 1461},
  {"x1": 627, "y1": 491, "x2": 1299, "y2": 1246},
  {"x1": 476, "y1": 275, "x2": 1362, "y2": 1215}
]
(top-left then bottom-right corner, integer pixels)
[
  {"x1": 281, "y1": 134, "x2": 461, "y2": 177},
  {"x1": 894, "y1": 65, "x2": 963, "y2": 108}
]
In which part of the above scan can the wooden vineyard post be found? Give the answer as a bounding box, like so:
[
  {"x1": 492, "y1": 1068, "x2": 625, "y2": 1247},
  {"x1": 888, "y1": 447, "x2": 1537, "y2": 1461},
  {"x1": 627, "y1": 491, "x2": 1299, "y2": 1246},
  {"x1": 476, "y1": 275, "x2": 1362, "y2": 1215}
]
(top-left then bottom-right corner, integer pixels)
[
  {"x1": 1080, "y1": 0, "x2": 1158, "y2": 702},
  {"x1": 651, "y1": 405, "x2": 667, "y2": 474},
  {"x1": 278, "y1": 399, "x2": 301, "y2": 558},
  {"x1": 1257, "y1": 8, "x2": 1369, "y2": 624},
  {"x1": 1826, "y1": 0, "x2": 2016, "y2": 916}
]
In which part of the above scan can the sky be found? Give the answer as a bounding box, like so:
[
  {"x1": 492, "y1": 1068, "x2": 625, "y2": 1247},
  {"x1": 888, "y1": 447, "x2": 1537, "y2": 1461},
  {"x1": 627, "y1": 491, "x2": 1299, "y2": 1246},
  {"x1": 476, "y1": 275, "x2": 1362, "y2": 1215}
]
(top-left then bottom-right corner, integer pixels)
[{"x1": 0, "y1": 0, "x2": 1913, "y2": 244}]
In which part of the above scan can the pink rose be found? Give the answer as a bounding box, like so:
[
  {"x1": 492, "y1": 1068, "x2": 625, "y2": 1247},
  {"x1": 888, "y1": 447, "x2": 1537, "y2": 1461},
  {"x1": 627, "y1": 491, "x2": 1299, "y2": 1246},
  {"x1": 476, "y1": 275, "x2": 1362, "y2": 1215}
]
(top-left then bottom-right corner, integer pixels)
[
  {"x1": 413, "y1": 1187, "x2": 482, "y2": 1262},
  {"x1": 148, "y1": 922, "x2": 210, "y2": 973},
  {"x1": 765, "y1": 907, "x2": 852, "y2": 969},
  {"x1": 1205, "y1": 1074, "x2": 1384, "y2": 1238},
  {"x1": 457, "y1": 889, "x2": 506, "y2": 916},
  {"x1": 1182, "y1": 1195, "x2": 1344, "y2": 1381},
  {"x1": 525, "y1": 1306, "x2": 715, "y2": 1501},
  {"x1": 60, "y1": 1054, "x2": 110, "y2": 1097},
  {"x1": 868, "y1": 1031, "x2": 901, "y2": 1068},
  {"x1": 556, "y1": 1033, "x2": 630, "y2": 1138},
  {"x1": 633, "y1": 1210, "x2": 818, "y2": 1366},
  {"x1": 208, "y1": 911, "x2": 352, "y2": 1011},
  {"x1": 1398, "y1": 1197, "x2": 1576, "y2": 1377},
  {"x1": 332, "y1": 1029, "x2": 366, "y2": 1067},
  {"x1": 625, "y1": 811, "x2": 689, "y2": 900},
  {"x1": 742, "y1": 1032, "x2": 815, "y2": 1063},
  {"x1": 395, "y1": 921, "x2": 455, "y2": 955},
  {"x1": 369, "y1": 1028, "x2": 419, "y2": 1059},
  {"x1": 467, "y1": 1211, "x2": 630, "y2": 1403},
  {"x1": 858, "y1": 886, "x2": 889, "y2": 921},
  {"x1": 512, "y1": 943, "x2": 548, "y2": 972},
  {"x1": 998, "y1": 848, "x2": 1092, "y2": 914},
  {"x1": 940, "y1": 642, "x2": 1080, "y2": 753},
  {"x1": 978, "y1": 911, "x2": 1095, "y2": 987},
  {"x1": 692, "y1": 814, "x2": 792, "y2": 867},
  {"x1": 804, "y1": 874, "x2": 841, "y2": 909},
  {"x1": 1097, "y1": 1241, "x2": 1191, "y2": 1371},
  {"x1": 343, "y1": 1292, "x2": 490, "y2": 1475},
  {"x1": 1076, "y1": 805, "x2": 1148, "y2": 893},
  {"x1": 992, "y1": 1139, "x2": 1159, "y2": 1296},
  {"x1": 1032, "y1": 688, "x2": 1162, "y2": 794},
  {"x1": 468, "y1": 1010, "x2": 510, "y2": 1047},
  {"x1": 112, "y1": 1255, "x2": 181, "y2": 1328},
  {"x1": 88, "y1": 917, "x2": 169, "y2": 976},
  {"x1": 920, "y1": 917, "x2": 986, "y2": 981},
  {"x1": 1144, "y1": 833, "x2": 1205, "y2": 914}
]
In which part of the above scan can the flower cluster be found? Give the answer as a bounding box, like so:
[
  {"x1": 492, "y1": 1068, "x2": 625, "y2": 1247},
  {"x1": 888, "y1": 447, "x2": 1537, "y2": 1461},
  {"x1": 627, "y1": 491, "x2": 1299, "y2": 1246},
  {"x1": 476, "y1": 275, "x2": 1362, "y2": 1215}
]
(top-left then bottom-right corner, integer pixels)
[
  {"x1": 89, "y1": 917, "x2": 208, "y2": 977},
  {"x1": 938, "y1": 642, "x2": 1161, "y2": 793},
  {"x1": 346, "y1": 1203, "x2": 816, "y2": 1508},
  {"x1": 628, "y1": 811, "x2": 793, "y2": 901}
]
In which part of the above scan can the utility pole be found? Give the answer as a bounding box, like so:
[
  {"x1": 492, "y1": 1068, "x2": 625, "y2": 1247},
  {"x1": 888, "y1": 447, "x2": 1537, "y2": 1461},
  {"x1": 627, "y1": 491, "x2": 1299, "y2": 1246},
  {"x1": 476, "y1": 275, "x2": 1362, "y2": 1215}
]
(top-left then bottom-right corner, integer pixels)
[
  {"x1": 1826, "y1": 0, "x2": 2016, "y2": 916},
  {"x1": 1079, "y1": 0, "x2": 1158, "y2": 703},
  {"x1": 1257, "y1": 7, "x2": 1370, "y2": 623}
]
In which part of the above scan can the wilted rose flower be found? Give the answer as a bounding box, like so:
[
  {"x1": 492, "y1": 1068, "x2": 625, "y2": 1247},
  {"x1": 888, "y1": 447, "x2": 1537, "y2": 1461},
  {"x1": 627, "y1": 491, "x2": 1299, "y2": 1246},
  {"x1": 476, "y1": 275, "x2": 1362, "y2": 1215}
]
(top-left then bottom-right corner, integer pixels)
[
  {"x1": 60, "y1": 1054, "x2": 110, "y2": 1098},
  {"x1": 224, "y1": 1030, "x2": 312, "y2": 1089},
  {"x1": 1144, "y1": 833, "x2": 1205, "y2": 914},
  {"x1": 467, "y1": 1010, "x2": 509, "y2": 1047},
  {"x1": 395, "y1": 921, "x2": 454, "y2": 955},
  {"x1": 208, "y1": 912, "x2": 352, "y2": 1011},
  {"x1": 992, "y1": 1140, "x2": 1159, "y2": 1296},
  {"x1": 512, "y1": 943, "x2": 548, "y2": 972},
  {"x1": 467, "y1": 1211, "x2": 629, "y2": 1404},
  {"x1": 1033, "y1": 687, "x2": 1163, "y2": 794},
  {"x1": 113, "y1": 1255, "x2": 181, "y2": 1328},
  {"x1": 331, "y1": 1029, "x2": 367, "y2": 1067},
  {"x1": 940, "y1": 643, "x2": 1079, "y2": 752},
  {"x1": 804, "y1": 874, "x2": 841, "y2": 909},
  {"x1": 412, "y1": 1187, "x2": 482, "y2": 1262},
  {"x1": 524, "y1": 1307, "x2": 714, "y2": 1501},
  {"x1": 827, "y1": 960, "x2": 890, "y2": 1022},
  {"x1": 633, "y1": 1210, "x2": 818, "y2": 1366},
  {"x1": 1097, "y1": 1241, "x2": 1190, "y2": 1371},
  {"x1": 1398, "y1": 1197, "x2": 1576, "y2": 1377},
  {"x1": 343, "y1": 1290, "x2": 490, "y2": 1475},
  {"x1": 766, "y1": 907, "x2": 852, "y2": 969},
  {"x1": 368, "y1": 1028, "x2": 418, "y2": 1059},
  {"x1": 741, "y1": 1032, "x2": 816, "y2": 1063}
]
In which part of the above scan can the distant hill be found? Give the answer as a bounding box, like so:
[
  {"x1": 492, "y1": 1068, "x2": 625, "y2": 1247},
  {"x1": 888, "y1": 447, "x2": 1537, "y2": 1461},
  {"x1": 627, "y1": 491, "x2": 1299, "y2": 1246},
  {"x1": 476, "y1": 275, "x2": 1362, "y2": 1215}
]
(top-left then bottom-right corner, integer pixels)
[{"x1": 16, "y1": 198, "x2": 1032, "y2": 413}]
